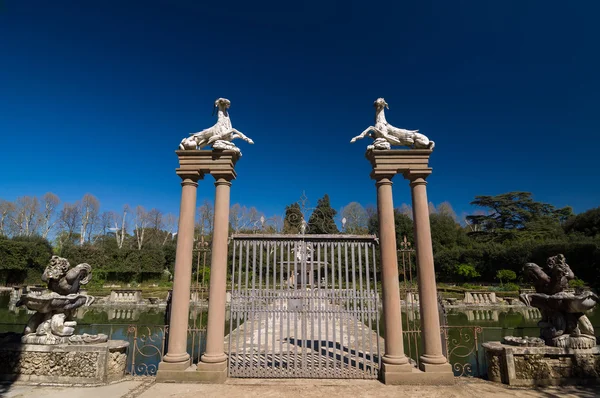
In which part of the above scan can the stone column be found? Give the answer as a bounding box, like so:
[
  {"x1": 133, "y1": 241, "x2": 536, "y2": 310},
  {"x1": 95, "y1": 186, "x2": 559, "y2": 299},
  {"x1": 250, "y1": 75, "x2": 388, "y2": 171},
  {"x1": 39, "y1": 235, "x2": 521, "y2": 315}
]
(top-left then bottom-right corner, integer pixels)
[
  {"x1": 156, "y1": 150, "x2": 240, "y2": 383},
  {"x1": 366, "y1": 149, "x2": 453, "y2": 384},
  {"x1": 376, "y1": 176, "x2": 411, "y2": 371},
  {"x1": 160, "y1": 171, "x2": 202, "y2": 370},
  {"x1": 196, "y1": 173, "x2": 234, "y2": 382},
  {"x1": 408, "y1": 172, "x2": 451, "y2": 372}
]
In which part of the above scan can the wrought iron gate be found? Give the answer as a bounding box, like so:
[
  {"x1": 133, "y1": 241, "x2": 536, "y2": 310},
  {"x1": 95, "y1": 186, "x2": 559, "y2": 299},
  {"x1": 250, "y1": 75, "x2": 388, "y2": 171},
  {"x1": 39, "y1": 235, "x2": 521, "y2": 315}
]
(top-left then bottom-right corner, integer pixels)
[{"x1": 227, "y1": 234, "x2": 382, "y2": 379}]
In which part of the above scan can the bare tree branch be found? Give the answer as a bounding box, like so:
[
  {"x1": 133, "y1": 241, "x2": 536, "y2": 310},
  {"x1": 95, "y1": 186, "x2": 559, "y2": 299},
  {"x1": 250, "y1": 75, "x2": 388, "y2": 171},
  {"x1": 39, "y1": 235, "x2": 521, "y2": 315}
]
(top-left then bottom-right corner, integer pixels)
[{"x1": 40, "y1": 192, "x2": 60, "y2": 239}]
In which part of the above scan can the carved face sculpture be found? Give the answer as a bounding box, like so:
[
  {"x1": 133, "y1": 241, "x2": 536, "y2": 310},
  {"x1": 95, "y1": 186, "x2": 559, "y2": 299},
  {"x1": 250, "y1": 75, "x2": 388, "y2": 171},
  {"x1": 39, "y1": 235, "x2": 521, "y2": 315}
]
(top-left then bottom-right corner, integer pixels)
[{"x1": 374, "y1": 97, "x2": 389, "y2": 111}]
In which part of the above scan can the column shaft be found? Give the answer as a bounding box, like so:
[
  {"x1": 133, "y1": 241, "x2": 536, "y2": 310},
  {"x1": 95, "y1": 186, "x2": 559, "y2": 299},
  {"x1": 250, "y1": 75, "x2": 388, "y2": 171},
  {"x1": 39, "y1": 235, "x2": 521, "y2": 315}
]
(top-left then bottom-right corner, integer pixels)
[
  {"x1": 163, "y1": 177, "x2": 198, "y2": 364},
  {"x1": 377, "y1": 177, "x2": 409, "y2": 365},
  {"x1": 201, "y1": 177, "x2": 231, "y2": 364},
  {"x1": 411, "y1": 177, "x2": 447, "y2": 366}
]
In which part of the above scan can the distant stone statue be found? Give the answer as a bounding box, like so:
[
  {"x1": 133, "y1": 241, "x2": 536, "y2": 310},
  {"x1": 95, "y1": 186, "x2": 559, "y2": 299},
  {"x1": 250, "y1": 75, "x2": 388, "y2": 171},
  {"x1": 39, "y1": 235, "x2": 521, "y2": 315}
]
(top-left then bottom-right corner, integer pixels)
[
  {"x1": 519, "y1": 254, "x2": 599, "y2": 349},
  {"x1": 179, "y1": 97, "x2": 254, "y2": 155},
  {"x1": 350, "y1": 98, "x2": 434, "y2": 150},
  {"x1": 17, "y1": 256, "x2": 107, "y2": 344}
]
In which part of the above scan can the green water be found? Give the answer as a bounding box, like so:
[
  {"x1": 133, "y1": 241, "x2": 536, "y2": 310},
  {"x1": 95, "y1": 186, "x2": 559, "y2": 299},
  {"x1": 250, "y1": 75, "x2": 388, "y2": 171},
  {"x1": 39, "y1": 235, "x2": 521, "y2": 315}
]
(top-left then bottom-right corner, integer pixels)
[{"x1": 1, "y1": 293, "x2": 598, "y2": 377}]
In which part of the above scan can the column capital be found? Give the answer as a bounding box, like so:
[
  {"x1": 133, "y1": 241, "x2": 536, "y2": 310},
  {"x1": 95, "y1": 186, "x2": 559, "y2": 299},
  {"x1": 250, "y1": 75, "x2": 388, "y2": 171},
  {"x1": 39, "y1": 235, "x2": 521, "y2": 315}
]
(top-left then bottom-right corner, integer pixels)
[
  {"x1": 366, "y1": 149, "x2": 433, "y2": 180},
  {"x1": 374, "y1": 175, "x2": 395, "y2": 186},
  {"x1": 175, "y1": 170, "x2": 203, "y2": 186},
  {"x1": 213, "y1": 176, "x2": 233, "y2": 187},
  {"x1": 404, "y1": 170, "x2": 432, "y2": 185},
  {"x1": 176, "y1": 149, "x2": 240, "y2": 182}
]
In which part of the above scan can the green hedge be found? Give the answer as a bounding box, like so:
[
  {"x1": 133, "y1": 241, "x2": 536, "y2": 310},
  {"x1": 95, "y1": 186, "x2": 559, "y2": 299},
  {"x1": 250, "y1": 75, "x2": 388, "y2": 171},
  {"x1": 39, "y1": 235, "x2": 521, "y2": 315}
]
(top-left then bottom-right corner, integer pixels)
[
  {"x1": 434, "y1": 240, "x2": 600, "y2": 288},
  {"x1": 0, "y1": 236, "x2": 53, "y2": 284}
]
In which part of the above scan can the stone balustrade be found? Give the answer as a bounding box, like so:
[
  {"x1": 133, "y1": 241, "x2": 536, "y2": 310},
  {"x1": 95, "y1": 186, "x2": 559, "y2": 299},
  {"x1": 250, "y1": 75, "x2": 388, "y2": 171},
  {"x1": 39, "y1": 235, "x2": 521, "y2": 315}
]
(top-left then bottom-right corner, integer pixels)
[
  {"x1": 108, "y1": 308, "x2": 141, "y2": 321},
  {"x1": 108, "y1": 289, "x2": 144, "y2": 304},
  {"x1": 463, "y1": 291, "x2": 497, "y2": 304}
]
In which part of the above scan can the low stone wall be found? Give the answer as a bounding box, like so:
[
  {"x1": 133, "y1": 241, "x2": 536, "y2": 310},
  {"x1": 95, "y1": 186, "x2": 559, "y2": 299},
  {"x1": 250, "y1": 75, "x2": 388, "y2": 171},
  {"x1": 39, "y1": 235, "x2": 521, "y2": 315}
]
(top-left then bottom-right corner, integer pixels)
[
  {"x1": 483, "y1": 341, "x2": 600, "y2": 386},
  {"x1": 0, "y1": 340, "x2": 129, "y2": 385}
]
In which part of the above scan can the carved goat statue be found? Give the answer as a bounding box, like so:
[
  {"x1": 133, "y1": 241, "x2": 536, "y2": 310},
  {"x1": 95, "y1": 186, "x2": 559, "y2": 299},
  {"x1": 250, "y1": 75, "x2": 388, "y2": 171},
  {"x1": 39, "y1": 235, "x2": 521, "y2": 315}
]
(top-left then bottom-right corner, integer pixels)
[
  {"x1": 351, "y1": 98, "x2": 434, "y2": 150},
  {"x1": 179, "y1": 98, "x2": 254, "y2": 153}
]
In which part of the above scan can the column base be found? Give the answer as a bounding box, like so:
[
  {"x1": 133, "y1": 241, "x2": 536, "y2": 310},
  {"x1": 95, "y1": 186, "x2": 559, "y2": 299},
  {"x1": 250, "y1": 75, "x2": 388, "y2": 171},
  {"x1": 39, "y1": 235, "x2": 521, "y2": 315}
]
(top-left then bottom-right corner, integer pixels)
[
  {"x1": 419, "y1": 361, "x2": 453, "y2": 373},
  {"x1": 194, "y1": 360, "x2": 228, "y2": 383},
  {"x1": 156, "y1": 361, "x2": 228, "y2": 383},
  {"x1": 381, "y1": 363, "x2": 454, "y2": 385},
  {"x1": 156, "y1": 360, "x2": 192, "y2": 382}
]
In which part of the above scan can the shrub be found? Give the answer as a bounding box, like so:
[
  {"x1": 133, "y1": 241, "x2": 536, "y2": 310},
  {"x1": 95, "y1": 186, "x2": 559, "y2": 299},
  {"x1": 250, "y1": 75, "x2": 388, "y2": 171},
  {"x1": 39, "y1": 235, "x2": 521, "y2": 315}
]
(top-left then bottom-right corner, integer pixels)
[
  {"x1": 453, "y1": 263, "x2": 480, "y2": 281},
  {"x1": 568, "y1": 278, "x2": 586, "y2": 288},
  {"x1": 496, "y1": 269, "x2": 517, "y2": 286},
  {"x1": 498, "y1": 282, "x2": 519, "y2": 292}
]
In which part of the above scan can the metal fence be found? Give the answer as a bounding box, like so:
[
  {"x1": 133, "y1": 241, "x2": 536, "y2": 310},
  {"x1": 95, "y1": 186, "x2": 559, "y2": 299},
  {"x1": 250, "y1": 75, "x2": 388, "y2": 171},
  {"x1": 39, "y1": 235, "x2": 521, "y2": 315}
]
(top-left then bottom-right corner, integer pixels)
[{"x1": 227, "y1": 234, "x2": 382, "y2": 379}]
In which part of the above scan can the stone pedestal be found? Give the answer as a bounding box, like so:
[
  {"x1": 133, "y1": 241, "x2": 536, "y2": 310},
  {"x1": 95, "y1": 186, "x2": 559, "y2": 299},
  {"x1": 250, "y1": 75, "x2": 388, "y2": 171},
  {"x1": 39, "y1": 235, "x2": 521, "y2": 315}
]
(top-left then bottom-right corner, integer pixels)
[
  {"x1": 483, "y1": 341, "x2": 600, "y2": 386},
  {"x1": 0, "y1": 340, "x2": 129, "y2": 385},
  {"x1": 157, "y1": 150, "x2": 239, "y2": 383},
  {"x1": 367, "y1": 149, "x2": 453, "y2": 384}
]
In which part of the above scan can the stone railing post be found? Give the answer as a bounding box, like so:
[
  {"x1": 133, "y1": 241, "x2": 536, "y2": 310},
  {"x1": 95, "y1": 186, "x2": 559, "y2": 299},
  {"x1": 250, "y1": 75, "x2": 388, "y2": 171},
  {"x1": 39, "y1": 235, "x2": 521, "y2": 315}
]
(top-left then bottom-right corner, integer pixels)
[{"x1": 159, "y1": 171, "x2": 202, "y2": 370}]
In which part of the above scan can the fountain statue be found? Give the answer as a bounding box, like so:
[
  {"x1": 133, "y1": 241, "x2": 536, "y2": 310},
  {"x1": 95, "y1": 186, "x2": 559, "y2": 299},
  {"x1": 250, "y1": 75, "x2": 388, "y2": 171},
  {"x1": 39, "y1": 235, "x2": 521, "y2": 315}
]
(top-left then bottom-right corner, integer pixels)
[
  {"x1": 483, "y1": 254, "x2": 600, "y2": 386},
  {"x1": 17, "y1": 255, "x2": 108, "y2": 345},
  {"x1": 519, "y1": 254, "x2": 599, "y2": 349}
]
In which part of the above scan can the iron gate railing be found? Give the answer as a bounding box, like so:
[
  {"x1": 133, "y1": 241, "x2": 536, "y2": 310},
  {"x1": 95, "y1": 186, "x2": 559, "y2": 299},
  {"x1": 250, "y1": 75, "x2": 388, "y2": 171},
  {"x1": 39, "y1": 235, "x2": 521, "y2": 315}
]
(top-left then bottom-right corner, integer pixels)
[{"x1": 226, "y1": 234, "x2": 382, "y2": 379}]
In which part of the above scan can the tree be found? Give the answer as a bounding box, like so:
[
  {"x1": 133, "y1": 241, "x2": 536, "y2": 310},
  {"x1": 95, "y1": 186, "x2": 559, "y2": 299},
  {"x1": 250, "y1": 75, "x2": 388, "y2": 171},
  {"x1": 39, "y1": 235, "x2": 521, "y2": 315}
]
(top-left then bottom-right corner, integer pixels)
[
  {"x1": 564, "y1": 207, "x2": 600, "y2": 237},
  {"x1": 283, "y1": 202, "x2": 303, "y2": 234},
  {"x1": 453, "y1": 263, "x2": 480, "y2": 282},
  {"x1": 436, "y1": 201, "x2": 457, "y2": 221},
  {"x1": 340, "y1": 202, "x2": 368, "y2": 234},
  {"x1": 428, "y1": 202, "x2": 436, "y2": 215},
  {"x1": 133, "y1": 205, "x2": 149, "y2": 250},
  {"x1": 368, "y1": 208, "x2": 414, "y2": 243},
  {"x1": 430, "y1": 213, "x2": 467, "y2": 251},
  {"x1": 197, "y1": 200, "x2": 214, "y2": 236},
  {"x1": 229, "y1": 204, "x2": 263, "y2": 233},
  {"x1": 466, "y1": 191, "x2": 572, "y2": 242},
  {"x1": 113, "y1": 205, "x2": 129, "y2": 249},
  {"x1": 162, "y1": 213, "x2": 177, "y2": 245},
  {"x1": 496, "y1": 269, "x2": 517, "y2": 286},
  {"x1": 58, "y1": 202, "x2": 81, "y2": 249},
  {"x1": 0, "y1": 200, "x2": 15, "y2": 236},
  {"x1": 365, "y1": 204, "x2": 377, "y2": 220},
  {"x1": 11, "y1": 196, "x2": 40, "y2": 237},
  {"x1": 39, "y1": 192, "x2": 60, "y2": 239},
  {"x1": 396, "y1": 203, "x2": 413, "y2": 218},
  {"x1": 98, "y1": 211, "x2": 113, "y2": 237},
  {"x1": 80, "y1": 193, "x2": 100, "y2": 244},
  {"x1": 307, "y1": 194, "x2": 338, "y2": 234}
]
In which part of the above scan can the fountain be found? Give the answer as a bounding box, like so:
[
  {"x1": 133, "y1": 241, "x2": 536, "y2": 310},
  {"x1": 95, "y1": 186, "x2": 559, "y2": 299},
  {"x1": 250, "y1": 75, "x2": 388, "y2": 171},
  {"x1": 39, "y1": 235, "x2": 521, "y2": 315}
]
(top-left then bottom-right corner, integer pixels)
[
  {"x1": 0, "y1": 256, "x2": 129, "y2": 385},
  {"x1": 483, "y1": 254, "x2": 600, "y2": 386}
]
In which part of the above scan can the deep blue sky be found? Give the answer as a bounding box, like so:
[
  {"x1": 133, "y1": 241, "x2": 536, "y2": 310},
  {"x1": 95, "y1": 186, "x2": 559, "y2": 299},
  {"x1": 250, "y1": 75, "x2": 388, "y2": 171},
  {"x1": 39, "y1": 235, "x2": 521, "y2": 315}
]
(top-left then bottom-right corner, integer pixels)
[{"x1": 1, "y1": 1, "x2": 599, "y2": 223}]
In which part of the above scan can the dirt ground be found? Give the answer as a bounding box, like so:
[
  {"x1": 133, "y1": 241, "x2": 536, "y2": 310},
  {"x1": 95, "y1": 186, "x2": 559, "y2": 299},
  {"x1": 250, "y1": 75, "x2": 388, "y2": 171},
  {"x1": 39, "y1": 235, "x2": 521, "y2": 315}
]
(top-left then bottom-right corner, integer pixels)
[{"x1": 3, "y1": 378, "x2": 599, "y2": 398}]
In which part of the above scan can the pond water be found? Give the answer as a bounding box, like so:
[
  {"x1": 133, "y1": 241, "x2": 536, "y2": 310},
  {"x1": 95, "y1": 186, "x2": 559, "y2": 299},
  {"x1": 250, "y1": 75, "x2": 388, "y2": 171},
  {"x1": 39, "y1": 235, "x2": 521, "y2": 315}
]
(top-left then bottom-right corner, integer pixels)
[{"x1": 1, "y1": 292, "x2": 598, "y2": 378}]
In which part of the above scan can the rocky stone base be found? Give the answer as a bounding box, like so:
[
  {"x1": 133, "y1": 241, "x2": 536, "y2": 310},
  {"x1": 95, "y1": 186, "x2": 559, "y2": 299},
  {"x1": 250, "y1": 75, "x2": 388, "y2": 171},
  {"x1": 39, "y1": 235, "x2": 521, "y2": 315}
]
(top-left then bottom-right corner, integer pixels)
[
  {"x1": 0, "y1": 340, "x2": 129, "y2": 385},
  {"x1": 483, "y1": 341, "x2": 600, "y2": 386}
]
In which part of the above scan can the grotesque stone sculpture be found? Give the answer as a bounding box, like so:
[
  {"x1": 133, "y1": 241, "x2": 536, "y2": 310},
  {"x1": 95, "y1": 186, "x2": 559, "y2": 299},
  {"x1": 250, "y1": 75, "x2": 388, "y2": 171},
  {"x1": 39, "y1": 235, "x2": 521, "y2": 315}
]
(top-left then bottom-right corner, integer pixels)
[
  {"x1": 179, "y1": 97, "x2": 254, "y2": 155},
  {"x1": 17, "y1": 255, "x2": 107, "y2": 345},
  {"x1": 519, "y1": 254, "x2": 599, "y2": 349},
  {"x1": 350, "y1": 98, "x2": 434, "y2": 150}
]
